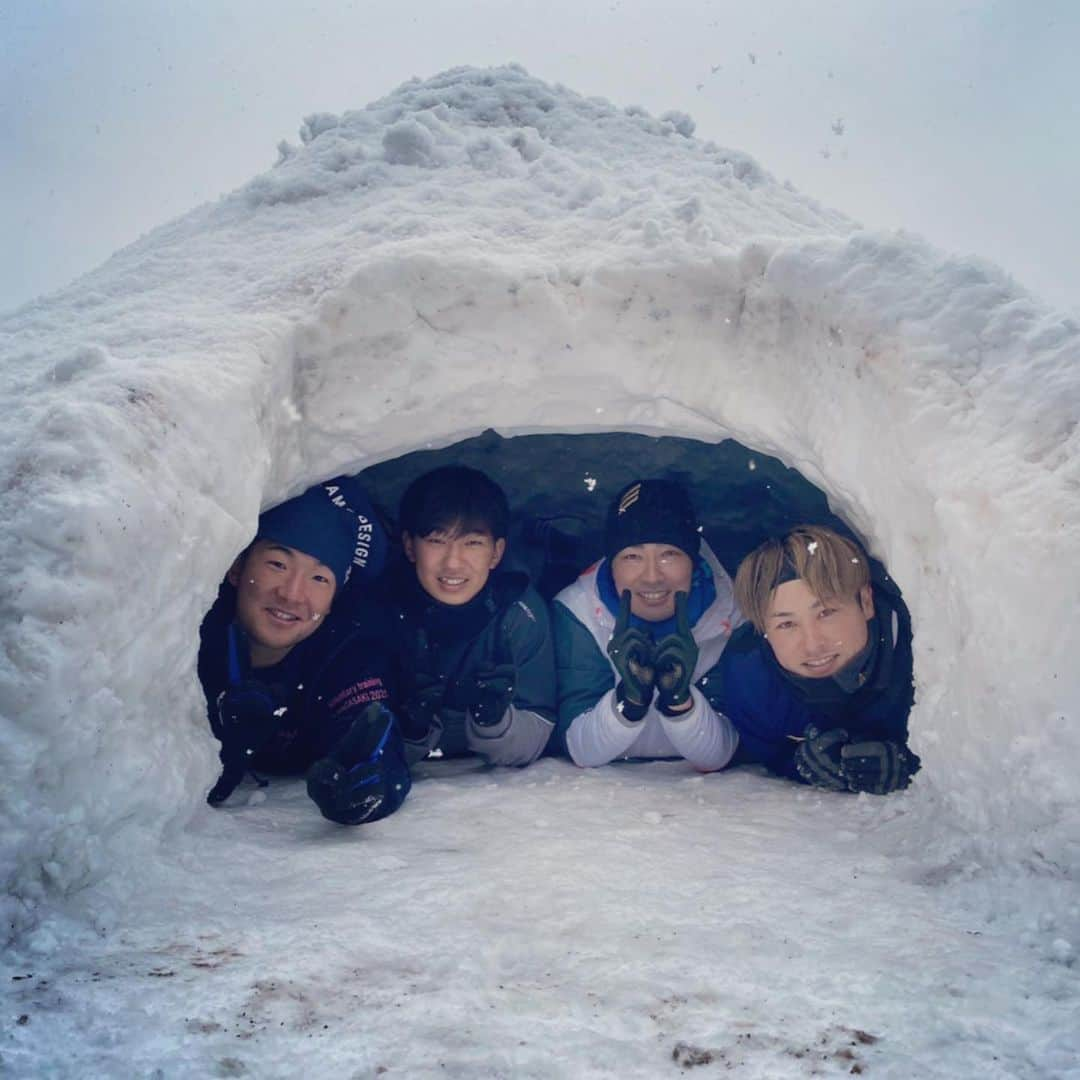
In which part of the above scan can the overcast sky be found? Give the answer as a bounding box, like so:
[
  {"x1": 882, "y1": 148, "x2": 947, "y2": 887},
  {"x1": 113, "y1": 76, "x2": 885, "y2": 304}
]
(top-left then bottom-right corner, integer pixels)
[{"x1": 3, "y1": 0, "x2": 1078, "y2": 315}]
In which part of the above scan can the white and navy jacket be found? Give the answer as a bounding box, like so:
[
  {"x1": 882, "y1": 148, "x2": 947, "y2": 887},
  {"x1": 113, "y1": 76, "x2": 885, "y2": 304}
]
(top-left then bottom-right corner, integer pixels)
[{"x1": 551, "y1": 540, "x2": 743, "y2": 770}]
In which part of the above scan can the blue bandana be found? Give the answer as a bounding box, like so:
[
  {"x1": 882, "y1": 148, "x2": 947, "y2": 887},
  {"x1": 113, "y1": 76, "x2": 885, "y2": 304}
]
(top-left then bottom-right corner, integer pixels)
[{"x1": 597, "y1": 556, "x2": 716, "y2": 639}]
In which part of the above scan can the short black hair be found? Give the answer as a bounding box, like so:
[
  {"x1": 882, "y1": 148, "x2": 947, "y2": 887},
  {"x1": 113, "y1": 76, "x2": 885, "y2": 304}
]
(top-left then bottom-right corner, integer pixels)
[{"x1": 398, "y1": 466, "x2": 510, "y2": 541}]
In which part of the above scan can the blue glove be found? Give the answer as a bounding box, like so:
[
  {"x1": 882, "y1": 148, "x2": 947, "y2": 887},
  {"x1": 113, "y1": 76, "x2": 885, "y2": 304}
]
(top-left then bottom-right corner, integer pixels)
[{"x1": 306, "y1": 703, "x2": 411, "y2": 825}]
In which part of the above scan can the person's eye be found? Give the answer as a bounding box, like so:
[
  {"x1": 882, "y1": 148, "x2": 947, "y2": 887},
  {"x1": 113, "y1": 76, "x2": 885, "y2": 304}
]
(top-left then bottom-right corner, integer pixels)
[
  {"x1": 774, "y1": 620, "x2": 795, "y2": 631},
  {"x1": 621, "y1": 553, "x2": 641, "y2": 562},
  {"x1": 425, "y1": 535, "x2": 446, "y2": 546},
  {"x1": 820, "y1": 608, "x2": 837, "y2": 618},
  {"x1": 313, "y1": 573, "x2": 331, "y2": 585},
  {"x1": 267, "y1": 559, "x2": 287, "y2": 570},
  {"x1": 465, "y1": 538, "x2": 485, "y2": 548}
]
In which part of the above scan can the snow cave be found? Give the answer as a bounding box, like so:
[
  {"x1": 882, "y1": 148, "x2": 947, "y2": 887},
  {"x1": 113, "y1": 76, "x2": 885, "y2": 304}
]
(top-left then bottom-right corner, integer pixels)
[{"x1": 2, "y1": 64, "x2": 1078, "y2": 958}]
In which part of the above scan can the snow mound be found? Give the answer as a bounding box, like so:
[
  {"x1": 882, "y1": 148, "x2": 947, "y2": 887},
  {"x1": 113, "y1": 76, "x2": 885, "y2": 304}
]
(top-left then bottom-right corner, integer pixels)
[{"x1": 2, "y1": 64, "x2": 1078, "y2": 935}]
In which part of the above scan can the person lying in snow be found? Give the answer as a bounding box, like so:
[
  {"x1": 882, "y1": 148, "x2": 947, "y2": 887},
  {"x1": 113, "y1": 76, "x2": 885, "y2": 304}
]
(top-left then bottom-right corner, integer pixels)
[
  {"x1": 718, "y1": 525, "x2": 920, "y2": 794},
  {"x1": 552, "y1": 478, "x2": 741, "y2": 770},
  {"x1": 384, "y1": 465, "x2": 556, "y2": 767},
  {"x1": 198, "y1": 481, "x2": 411, "y2": 824}
]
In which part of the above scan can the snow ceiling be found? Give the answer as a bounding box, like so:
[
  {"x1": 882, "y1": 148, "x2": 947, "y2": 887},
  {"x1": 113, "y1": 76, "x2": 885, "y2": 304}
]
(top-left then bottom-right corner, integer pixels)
[{"x1": 2, "y1": 65, "x2": 1078, "y2": 928}]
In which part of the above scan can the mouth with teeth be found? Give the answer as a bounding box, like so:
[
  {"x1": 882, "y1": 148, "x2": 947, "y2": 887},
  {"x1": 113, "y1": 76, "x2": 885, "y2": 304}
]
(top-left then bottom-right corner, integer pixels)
[
  {"x1": 266, "y1": 606, "x2": 304, "y2": 625},
  {"x1": 437, "y1": 576, "x2": 469, "y2": 590},
  {"x1": 801, "y1": 652, "x2": 842, "y2": 675},
  {"x1": 636, "y1": 589, "x2": 671, "y2": 605}
]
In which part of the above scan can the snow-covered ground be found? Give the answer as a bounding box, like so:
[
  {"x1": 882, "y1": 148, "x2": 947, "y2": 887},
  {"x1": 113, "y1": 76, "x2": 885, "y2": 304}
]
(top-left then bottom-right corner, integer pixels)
[
  {"x1": 1, "y1": 65, "x2": 1078, "y2": 1076},
  {"x1": 6, "y1": 761, "x2": 1079, "y2": 1078}
]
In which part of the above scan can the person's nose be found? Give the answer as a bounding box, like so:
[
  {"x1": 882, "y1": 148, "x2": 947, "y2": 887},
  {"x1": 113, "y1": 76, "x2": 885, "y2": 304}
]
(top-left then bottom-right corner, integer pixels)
[
  {"x1": 640, "y1": 552, "x2": 664, "y2": 584},
  {"x1": 275, "y1": 569, "x2": 306, "y2": 603},
  {"x1": 803, "y1": 620, "x2": 830, "y2": 655},
  {"x1": 443, "y1": 540, "x2": 466, "y2": 570}
]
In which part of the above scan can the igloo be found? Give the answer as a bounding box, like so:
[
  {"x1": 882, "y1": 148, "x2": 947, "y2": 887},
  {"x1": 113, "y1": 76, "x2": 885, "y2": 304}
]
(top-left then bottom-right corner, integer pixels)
[{"x1": 2, "y1": 66, "x2": 1078, "y2": 1044}]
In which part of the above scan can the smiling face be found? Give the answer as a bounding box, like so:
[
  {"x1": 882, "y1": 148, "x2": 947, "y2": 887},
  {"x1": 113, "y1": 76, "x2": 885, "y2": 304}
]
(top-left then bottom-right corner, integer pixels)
[
  {"x1": 228, "y1": 540, "x2": 337, "y2": 668},
  {"x1": 610, "y1": 543, "x2": 694, "y2": 621},
  {"x1": 404, "y1": 526, "x2": 506, "y2": 606},
  {"x1": 764, "y1": 577, "x2": 875, "y2": 679}
]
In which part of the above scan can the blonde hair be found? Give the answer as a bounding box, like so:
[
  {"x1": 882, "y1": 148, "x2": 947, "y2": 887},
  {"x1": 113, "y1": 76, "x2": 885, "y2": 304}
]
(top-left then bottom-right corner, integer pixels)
[{"x1": 734, "y1": 525, "x2": 870, "y2": 634}]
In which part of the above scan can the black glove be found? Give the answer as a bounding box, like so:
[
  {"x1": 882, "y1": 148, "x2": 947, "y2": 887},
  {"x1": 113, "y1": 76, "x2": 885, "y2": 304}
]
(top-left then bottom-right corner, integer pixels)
[
  {"x1": 306, "y1": 702, "x2": 412, "y2": 825},
  {"x1": 207, "y1": 680, "x2": 281, "y2": 806},
  {"x1": 606, "y1": 590, "x2": 656, "y2": 722},
  {"x1": 793, "y1": 725, "x2": 850, "y2": 791},
  {"x1": 841, "y1": 740, "x2": 916, "y2": 794},
  {"x1": 457, "y1": 663, "x2": 516, "y2": 727},
  {"x1": 654, "y1": 591, "x2": 698, "y2": 716},
  {"x1": 400, "y1": 671, "x2": 445, "y2": 742}
]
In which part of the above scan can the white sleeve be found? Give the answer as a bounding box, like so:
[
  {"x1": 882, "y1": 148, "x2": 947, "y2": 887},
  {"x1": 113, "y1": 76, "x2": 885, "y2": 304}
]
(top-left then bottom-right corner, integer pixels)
[
  {"x1": 657, "y1": 687, "x2": 739, "y2": 772},
  {"x1": 565, "y1": 689, "x2": 646, "y2": 768}
]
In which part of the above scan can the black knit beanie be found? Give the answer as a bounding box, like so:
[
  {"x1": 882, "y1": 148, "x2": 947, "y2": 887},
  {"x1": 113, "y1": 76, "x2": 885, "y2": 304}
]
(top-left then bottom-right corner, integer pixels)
[{"x1": 603, "y1": 479, "x2": 701, "y2": 562}]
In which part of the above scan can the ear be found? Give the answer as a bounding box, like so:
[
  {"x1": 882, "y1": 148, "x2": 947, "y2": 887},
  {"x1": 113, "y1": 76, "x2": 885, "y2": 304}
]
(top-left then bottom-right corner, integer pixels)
[
  {"x1": 858, "y1": 584, "x2": 875, "y2": 619},
  {"x1": 402, "y1": 532, "x2": 417, "y2": 564},
  {"x1": 226, "y1": 555, "x2": 245, "y2": 588},
  {"x1": 490, "y1": 537, "x2": 506, "y2": 570}
]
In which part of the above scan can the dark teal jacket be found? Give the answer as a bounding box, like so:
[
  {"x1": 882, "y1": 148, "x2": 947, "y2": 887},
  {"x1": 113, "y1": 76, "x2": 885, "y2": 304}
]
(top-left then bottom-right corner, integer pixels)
[{"x1": 384, "y1": 566, "x2": 556, "y2": 766}]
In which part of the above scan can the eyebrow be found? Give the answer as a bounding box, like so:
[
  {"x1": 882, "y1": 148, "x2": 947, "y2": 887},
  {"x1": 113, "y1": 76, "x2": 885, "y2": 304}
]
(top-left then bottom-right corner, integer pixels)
[
  {"x1": 768, "y1": 598, "x2": 826, "y2": 619},
  {"x1": 263, "y1": 543, "x2": 332, "y2": 573},
  {"x1": 429, "y1": 529, "x2": 491, "y2": 539}
]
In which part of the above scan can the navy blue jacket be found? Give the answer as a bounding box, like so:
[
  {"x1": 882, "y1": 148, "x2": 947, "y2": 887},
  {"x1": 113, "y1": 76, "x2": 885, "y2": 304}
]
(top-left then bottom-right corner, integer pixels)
[
  {"x1": 712, "y1": 569, "x2": 917, "y2": 782},
  {"x1": 199, "y1": 588, "x2": 399, "y2": 771}
]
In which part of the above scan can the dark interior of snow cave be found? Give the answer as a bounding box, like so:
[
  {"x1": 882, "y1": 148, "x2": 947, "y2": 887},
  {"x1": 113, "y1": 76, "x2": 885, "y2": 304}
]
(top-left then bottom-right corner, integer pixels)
[{"x1": 351, "y1": 430, "x2": 865, "y2": 596}]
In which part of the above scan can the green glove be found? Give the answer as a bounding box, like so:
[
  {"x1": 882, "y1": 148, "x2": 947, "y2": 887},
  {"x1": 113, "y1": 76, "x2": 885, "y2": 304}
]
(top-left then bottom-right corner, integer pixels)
[
  {"x1": 654, "y1": 592, "x2": 698, "y2": 716},
  {"x1": 606, "y1": 589, "x2": 656, "y2": 722}
]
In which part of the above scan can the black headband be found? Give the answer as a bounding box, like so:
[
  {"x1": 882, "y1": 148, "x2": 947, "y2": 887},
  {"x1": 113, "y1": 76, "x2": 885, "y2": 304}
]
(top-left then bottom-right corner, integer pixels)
[{"x1": 773, "y1": 554, "x2": 801, "y2": 588}]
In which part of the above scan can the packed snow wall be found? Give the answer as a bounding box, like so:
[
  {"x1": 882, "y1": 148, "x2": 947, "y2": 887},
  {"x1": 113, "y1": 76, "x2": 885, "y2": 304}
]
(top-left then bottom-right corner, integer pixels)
[{"x1": 2, "y1": 65, "x2": 1078, "y2": 933}]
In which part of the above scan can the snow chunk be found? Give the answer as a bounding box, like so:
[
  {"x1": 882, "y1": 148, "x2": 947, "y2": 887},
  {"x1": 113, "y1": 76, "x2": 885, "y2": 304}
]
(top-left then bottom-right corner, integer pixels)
[
  {"x1": 300, "y1": 112, "x2": 341, "y2": 145},
  {"x1": 660, "y1": 110, "x2": 696, "y2": 138},
  {"x1": 46, "y1": 345, "x2": 109, "y2": 384},
  {"x1": 383, "y1": 119, "x2": 437, "y2": 167}
]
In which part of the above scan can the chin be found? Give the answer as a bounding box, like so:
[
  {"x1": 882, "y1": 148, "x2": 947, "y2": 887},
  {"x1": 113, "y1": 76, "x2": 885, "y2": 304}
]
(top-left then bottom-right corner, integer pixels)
[{"x1": 633, "y1": 602, "x2": 676, "y2": 621}]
